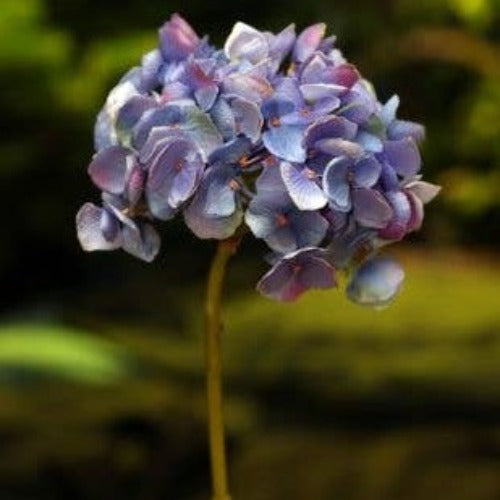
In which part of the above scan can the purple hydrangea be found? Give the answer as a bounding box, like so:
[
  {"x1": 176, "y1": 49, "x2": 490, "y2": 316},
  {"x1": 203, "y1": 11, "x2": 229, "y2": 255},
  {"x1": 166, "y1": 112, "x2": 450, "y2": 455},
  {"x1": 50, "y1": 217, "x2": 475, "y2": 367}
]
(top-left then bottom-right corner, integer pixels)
[{"x1": 76, "y1": 13, "x2": 440, "y2": 306}]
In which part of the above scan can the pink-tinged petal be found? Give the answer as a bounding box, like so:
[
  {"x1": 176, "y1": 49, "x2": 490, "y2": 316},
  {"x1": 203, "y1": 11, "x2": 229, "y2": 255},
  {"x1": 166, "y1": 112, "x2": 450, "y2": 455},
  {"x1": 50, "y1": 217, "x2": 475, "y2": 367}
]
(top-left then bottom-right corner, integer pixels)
[
  {"x1": 405, "y1": 180, "x2": 441, "y2": 204},
  {"x1": 224, "y1": 22, "x2": 269, "y2": 63},
  {"x1": 406, "y1": 191, "x2": 424, "y2": 233},
  {"x1": 159, "y1": 13, "x2": 200, "y2": 61},
  {"x1": 126, "y1": 164, "x2": 145, "y2": 206},
  {"x1": 293, "y1": 23, "x2": 326, "y2": 62},
  {"x1": 280, "y1": 162, "x2": 328, "y2": 210},
  {"x1": 76, "y1": 203, "x2": 122, "y2": 252},
  {"x1": 88, "y1": 146, "x2": 132, "y2": 195},
  {"x1": 384, "y1": 138, "x2": 421, "y2": 178},
  {"x1": 324, "y1": 64, "x2": 360, "y2": 88},
  {"x1": 347, "y1": 257, "x2": 404, "y2": 307},
  {"x1": 352, "y1": 188, "x2": 393, "y2": 229}
]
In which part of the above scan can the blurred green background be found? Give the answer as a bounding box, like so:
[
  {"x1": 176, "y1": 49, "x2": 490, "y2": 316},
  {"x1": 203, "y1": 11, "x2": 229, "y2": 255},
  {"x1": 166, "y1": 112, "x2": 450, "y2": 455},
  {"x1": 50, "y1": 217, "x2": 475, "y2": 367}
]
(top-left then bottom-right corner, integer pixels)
[{"x1": 1, "y1": 0, "x2": 500, "y2": 498}]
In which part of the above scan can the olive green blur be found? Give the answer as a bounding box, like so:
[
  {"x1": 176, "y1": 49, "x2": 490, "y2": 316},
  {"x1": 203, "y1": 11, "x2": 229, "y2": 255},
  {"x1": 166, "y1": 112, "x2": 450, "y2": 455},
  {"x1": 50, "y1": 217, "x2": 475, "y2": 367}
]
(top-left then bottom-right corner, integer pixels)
[{"x1": 0, "y1": 0, "x2": 499, "y2": 498}]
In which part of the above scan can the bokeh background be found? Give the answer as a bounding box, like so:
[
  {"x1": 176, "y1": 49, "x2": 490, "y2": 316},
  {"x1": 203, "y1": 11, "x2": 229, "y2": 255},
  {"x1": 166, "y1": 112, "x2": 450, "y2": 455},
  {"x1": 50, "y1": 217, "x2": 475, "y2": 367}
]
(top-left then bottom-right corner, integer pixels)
[{"x1": 1, "y1": 0, "x2": 500, "y2": 498}]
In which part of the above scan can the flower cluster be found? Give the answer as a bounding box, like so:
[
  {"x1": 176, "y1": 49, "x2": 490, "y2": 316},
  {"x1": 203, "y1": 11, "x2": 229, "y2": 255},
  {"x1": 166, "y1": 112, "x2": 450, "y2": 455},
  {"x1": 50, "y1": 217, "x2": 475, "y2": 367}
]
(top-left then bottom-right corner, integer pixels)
[{"x1": 76, "y1": 14, "x2": 440, "y2": 306}]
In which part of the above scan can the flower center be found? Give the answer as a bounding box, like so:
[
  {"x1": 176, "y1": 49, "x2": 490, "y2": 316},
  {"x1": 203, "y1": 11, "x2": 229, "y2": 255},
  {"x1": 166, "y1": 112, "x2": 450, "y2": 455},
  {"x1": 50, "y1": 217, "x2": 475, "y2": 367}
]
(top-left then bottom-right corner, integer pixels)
[
  {"x1": 270, "y1": 116, "x2": 281, "y2": 127},
  {"x1": 228, "y1": 179, "x2": 240, "y2": 191},
  {"x1": 303, "y1": 167, "x2": 316, "y2": 180},
  {"x1": 175, "y1": 159, "x2": 185, "y2": 172},
  {"x1": 275, "y1": 213, "x2": 288, "y2": 227}
]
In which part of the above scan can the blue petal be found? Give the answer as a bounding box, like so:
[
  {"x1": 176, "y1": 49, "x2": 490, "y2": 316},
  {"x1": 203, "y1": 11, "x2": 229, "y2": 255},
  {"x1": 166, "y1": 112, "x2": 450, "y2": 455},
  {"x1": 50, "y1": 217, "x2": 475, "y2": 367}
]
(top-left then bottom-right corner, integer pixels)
[
  {"x1": 280, "y1": 162, "x2": 328, "y2": 210},
  {"x1": 208, "y1": 137, "x2": 252, "y2": 165},
  {"x1": 353, "y1": 156, "x2": 382, "y2": 188},
  {"x1": 262, "y1": 125, "x2": 306, "y2": 163},
  {"x1": 347, "y1": 257, "x2": 404, "y2": 307}
]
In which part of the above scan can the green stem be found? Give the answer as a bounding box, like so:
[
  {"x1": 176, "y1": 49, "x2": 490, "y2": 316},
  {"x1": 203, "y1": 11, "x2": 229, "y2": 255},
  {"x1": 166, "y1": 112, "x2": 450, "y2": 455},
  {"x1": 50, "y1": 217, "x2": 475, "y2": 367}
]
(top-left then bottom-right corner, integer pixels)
[{"x1": 205, "y1": 240, "x2": 236, "y2": 500}]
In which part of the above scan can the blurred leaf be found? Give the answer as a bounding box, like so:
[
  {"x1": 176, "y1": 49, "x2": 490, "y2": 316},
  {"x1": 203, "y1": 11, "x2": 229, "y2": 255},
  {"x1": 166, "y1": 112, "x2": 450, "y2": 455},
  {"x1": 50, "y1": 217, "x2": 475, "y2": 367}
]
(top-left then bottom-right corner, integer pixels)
[{"x1": 0, "y1": 323, "x2": 130, "y2": 383}]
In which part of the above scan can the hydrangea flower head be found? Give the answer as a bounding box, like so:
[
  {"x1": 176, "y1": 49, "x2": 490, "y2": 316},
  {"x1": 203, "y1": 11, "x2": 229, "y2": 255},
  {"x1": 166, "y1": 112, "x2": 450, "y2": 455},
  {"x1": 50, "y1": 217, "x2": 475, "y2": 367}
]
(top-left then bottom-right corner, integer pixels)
[{"x1": 77, "y1": 14, "x2": 440, "y2": 306}]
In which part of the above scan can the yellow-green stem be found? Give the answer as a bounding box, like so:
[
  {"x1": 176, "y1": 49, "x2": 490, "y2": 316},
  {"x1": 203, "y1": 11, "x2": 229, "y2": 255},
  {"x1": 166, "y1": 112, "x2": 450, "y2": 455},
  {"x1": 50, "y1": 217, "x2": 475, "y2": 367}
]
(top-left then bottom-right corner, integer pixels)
[{"x1": 205, "y1": 240, "x2": 236, "y2": 500}]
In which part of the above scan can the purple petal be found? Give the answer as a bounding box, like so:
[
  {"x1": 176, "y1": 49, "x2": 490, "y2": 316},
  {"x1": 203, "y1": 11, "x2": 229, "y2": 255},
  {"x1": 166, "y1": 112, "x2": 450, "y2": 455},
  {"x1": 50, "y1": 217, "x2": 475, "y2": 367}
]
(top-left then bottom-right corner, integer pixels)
[
  {"x1": 210, "y1": 98, "x2": 236, "y2": 140},
  {"x1": 299, "y1": 256, "x2": 337, "y2": 290},
  {"x1": 121, "y1": 222, "x2": 161, "y2": 263},
  {"x1": 257, "y1": 247, "x2": 336, "y2": 302},
  {"x1": 384, "y1": 138, "x2": 421, "y2": 178},
  {"x1": 300, "y1": 54, "x2": 328, "y2": 83},
  {"x1": 231, "y1": 97, "x2": 263, "y2": 143},
  {"x1": 76, "y1": 203, "x2": 122, "y2": 252},
  {"x1": 322, "y1": 157, "x2": 352, "y2": 211},
  {"x1": 268, "y1": 24, "x2": 296, "y2": 64},
  {"x1": 388, "y1": 120, "x2": 426, "y2": 143},
  {"x1": 88, "y1": 146, "x2": 132, "y2": 195},
  {"x1": 183, "y1": 167, "x2": 243, "y2": 239},
  {"x1": 255, "y1": 164, "x2": 288, "y2": 193},
  {"x1": 146, "y1": 140, "x2": 203, "y2": 217},
  {"x1": 208, "y1": 137, "x2": 252, "y2": 165},
  {"x1": 354, "y1": 156, "x2": 382, "y2": 188},
  {"x1": 116, "y1": 96, "x2": 157, "y2": 137},
  {"x1": 352, "y1": 188, "x2": 393, "y2": 229},
  {"x1": 293, "y1": 23, "x2": 326, "y2": 62},
  {"x1": 304, "y1": 116, "x2": 358, "y2": 149},
  {"x1": 347, "y1": 257, "x2": 404, "y2": 307},
  {"x1": 262, "y1": 125, "x2": 306, "y2": 163},
  {"x1": 280, "y1": 162, "x2": 328, "y2": 210}
]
